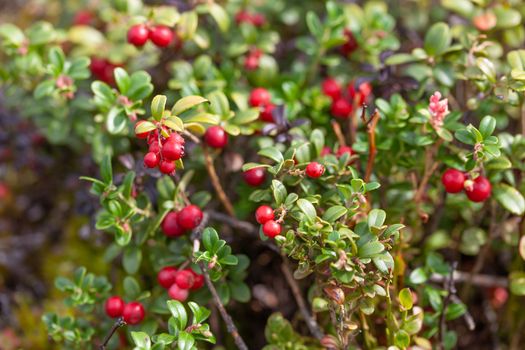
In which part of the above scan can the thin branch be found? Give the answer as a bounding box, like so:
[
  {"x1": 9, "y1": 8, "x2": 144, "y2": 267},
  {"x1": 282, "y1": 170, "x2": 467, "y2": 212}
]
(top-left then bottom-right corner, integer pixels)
[
  {"x1": 413, "y1": 139, "x2": 443, "y2": 222},
  {"x1": 364, "y1": 109, "x2": 380, "y2": 183},
  {"x1": 331, "y1": 120, "x2": 346, "y2": 147},
  {"x1": 98, "y1": 317, "x2": 125, "y2": 350},
  {"x1": 438, "y1": 262, "x2": 458, "y2": 350},
  {"x1": 202, "y1": 147, "x2": 236, "y2": 217},
  {"x1": 281, "y1": 258, "x2": 324, "y2": 340},
  {"x1": 430, "y1": 271, "x2": 508, "y2": 288}
]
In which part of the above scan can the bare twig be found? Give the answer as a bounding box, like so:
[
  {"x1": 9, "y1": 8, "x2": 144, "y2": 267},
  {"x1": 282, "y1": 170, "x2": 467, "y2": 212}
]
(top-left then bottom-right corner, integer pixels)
[
  {"x1": 438, "y1": 262, "x2": 458, "y2": 350},
  {"x1": 414, "y1": 139, "x2": 443, "y2": 222},
  {"x1": 281, "y1": 258, "x2": 324, "y2": 340},
  {"x1": 98, "y1": 317, "x2": 125, "y2": 350},
  {"x1": 430, "y1": 271, "x2": 508, "y2": 288},
  {"x1": 364, "y1": 110, "x2": 380, "y2": 183},
  {"x1": 203, "y1": 147, "x2": 236, "y2": 217},
  {"x1": 331, "y1": 120, "x2": 346, "y2": 147}
]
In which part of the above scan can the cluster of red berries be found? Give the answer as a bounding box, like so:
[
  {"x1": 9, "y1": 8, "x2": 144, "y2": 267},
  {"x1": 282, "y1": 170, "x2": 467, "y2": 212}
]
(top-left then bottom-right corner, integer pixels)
[
  {"x1": 321, "y1": 145, "x2": 354, "y2": 159},
  {"x1": 243, "y1": 167, "x2": 266, "y2": 187},
  {"x1": 157, "y1": 266, "x2": 204, "y2": 301},
  {"x1": 127, "y1": 24, "x2": 175, "y2": 48},
  {"x1": 90, "y1": 57, "x2": 121, "y2": 85},
  {"x1": 340, "y1": 29, "x2": 358, "y2": 56},
  {"x1": 244, "y1": 48, "x2": 263, "y2": 71},
  {"x1": 161, "y1": 205, "x2": 204, "y2": 237},
  {"x1": 249, "y1": 88, "x2": 275, "y2": 122},
  {"x1": 255, "y1": 205, "x2": 281, "y2": 238},
  {"x1": 204, "y1": 126, "x2": 228, "y2": 149},
  {"x1": 235, "y1": 10, "x2": 266, "y2": 27},
  {"x1": 305, "y1": 162, "x2": 325, "y2": 178},
  {"x1": 105, "y1": 296, "x2": 145, "y2": 325},
  {"x1": 322, "y1": 78, "x2": 372, "y2": 119},
  {"x1": 135, "y1": 122, "x2": 185, "y2": 175},
  {"x1": 441, "y1": 169, "x2": 492, "y2": 202}
]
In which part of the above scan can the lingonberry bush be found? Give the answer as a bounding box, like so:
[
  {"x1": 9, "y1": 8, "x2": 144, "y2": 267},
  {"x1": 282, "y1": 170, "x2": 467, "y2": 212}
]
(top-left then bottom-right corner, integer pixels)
[{"x1": 2, "y1": 0, "x2": 525, "y2": 349}]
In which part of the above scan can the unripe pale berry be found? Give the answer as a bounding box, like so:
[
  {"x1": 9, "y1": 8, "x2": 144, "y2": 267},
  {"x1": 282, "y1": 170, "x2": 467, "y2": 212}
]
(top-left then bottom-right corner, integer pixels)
[
  {"x1": 249, "y1": 88, "x2": 271, "y2": 107},
  {"x1": 127, "y1": 24, "x2": 149, "y2": 47},
  {"x1": 161, "y1": 141, "x2": 184, "y2": 161},
  {"x1": 168, "y1": 284, "x2": 189, "y2": 301},
  {"x1": 157, "y1": 266, "x2": 177, "y2": 289},
  {"x1": 441, "y1": 169, "x2": 465, "y2": 194},
  {"x1": 149, "y1": 26, "x2": 173, "y2": 47},
  {"x1": 255, "y1": 205, "x2": 274, "y2": 224},
  {"x1": 159, "y1": 160, "x2": 176, "y2": 175},
  {"x1": 322, "y1": 78, "x2": 341, "y2": 100},
  {"x1": 175, "y1": 269, "x2": 195, "y2": 289},
  {"x1": 262, "y1": 220, "x2": 281, "y2": 238},
  {"x1": 465, "y1": 176, "x2": 492, "y2": 202},
  {"x1": 305, "y1": 162, "x2": 325, "y2": 178},
  {"x1": 243, "y1": 167, "x2": 266, "y2": 187},
  {"x1": 177, "y1": 205, "x2": 203, "y2": 230},
  {"x1": 161, "y1": 211, "x2": 185, "y2": 237},
  {"x1": 122, "y1": 302, "x2": 145, "y2": 325},
  {"x1": 105, "y1": 296, "x2": 125, "y2": 318},
  {"x1": 204, "y1": 126, "x2": 228, "y2": 148},
  {"x1": 331, "y1": 98, "x2": 352, "y2": 119},
  {"x1": 143, "y1": 152, "x2": 159, "y2": 168}
]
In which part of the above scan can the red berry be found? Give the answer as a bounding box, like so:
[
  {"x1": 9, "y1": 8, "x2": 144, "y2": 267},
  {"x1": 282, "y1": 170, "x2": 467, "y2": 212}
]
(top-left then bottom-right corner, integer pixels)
[
  {"x1": 322, "y1": 78, "x2": 341, "y2": 100},
  {"x1": 331, "y1": 98, "x2": 352, "y2": 119},
  {"x1": 243, "y1": 167, "x2": 266, "y2": 186},
  {"x1": 143, "y1": 152, "x2": 159, "y2": 168},
  {"x1": 190, "y1": 271, "x2": 205, "y2": 290},
  {"x1": 159, "y1": 160, "x2": 176, "y2": 175},
  {"x1": 105, "y1": 296, "x2": 124, "y2": 318},
  {"x1": 441, "y1": 169, "x2": 465, "y2": 194},
  {"x1": 235, "y1": 10, "x2": 252, "y2": 24},
  {"x1": 336, "y1": 146, "x2": 353, "y2": 158},
  {"x1": 255, "y1": 205, "x2": 274, "y2": 224},
  {"x1": 259, "y1": 103, "x2": 275, "y2": 122},
  {"x1": 127, "y1": 24, "x2": 149, "y2": 47},
  {"x1": 251, "y1": 13, "x2": 266, "y2": 27},
  {"x1": 262, "y1": 220, "x2": 281, "y2": 238},
  {"x1": 204, "y1": 126, "x2": 228, "y2": 148},
  {"x1": 177, "y1": 205, "x2": 203, "y2": 230},
  {"x1": 149, "y1": 26, "x2": 173, "y2": 47},
  {"x1": 168, "y1": 284, "x2": 189, "y2": 301},
  {"x1": 168, "y1": 133, "x2": 185, "y2": 145},
  {"x1": 249, "y1": 88, "x2": 271, "y2": 107},
  {"x1": 175, "y1": 269, "x2": 195, "y2": 289},
  {"x1": 161, "y1": 211, "x2": 185, "y2": 237},
  {"x1": 90, "y1": 57, "x2": 106, "y2": 77},
  {"x1": 134, "y1": 121, "x2": 150, "y2": 139},
  {"x1": 348, "y1": 81, "x2": 372, "y2": 106},
  {"x1": 149, "y1": 142, "x2": 160, "y2": 154},
  {"x1": 465, "y1": 176, "x2": 492, "y2": 202},
  {"x1": 305, "y1": 162, "x2": 325, "y2": 178},
  {"x1": 489, "y1": 287, "x2": 508, "y2": 309},
  {"x1": 244, "y1": 54, "x2": 260, "y2": 70},
  {"x1": 341, "y1": 28, "x2": 358, "y2": 56},
  {"x1": 320, "y1": 146, "x2": 332, "y2": 156},
  {"x1": 157, "y1": 266, "x2": 177, "y2": 289},
  {"x1": 161, "y1": 141, "x2": 184, "y2": 160},
  {"x1": 73, "y1": 11, "x2": 93, "y2": 26},
  {"x1": 122, "y1": 302, "x2": 145, "y2": 325},
  {"x1": 147, "y1": 130, "x2": 159, "y2": 144}
]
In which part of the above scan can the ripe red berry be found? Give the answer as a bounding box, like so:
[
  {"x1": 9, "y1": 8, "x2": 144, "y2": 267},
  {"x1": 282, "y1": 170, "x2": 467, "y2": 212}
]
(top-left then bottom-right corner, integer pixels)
[
  {"x1": 175, "y1": 269, "x2": 195, "y2": 289},
  {"x1": 122, "y1": 302, "x2": 145, "y2": 325},
  {"x1": 244, "y1": 54, "x2": 260, "y2": 70},
  {"x1": 149, "y1": 26, "x2": 173, "y2": 47},
  {"x1": 147, "y1": 130, "x2": 159, "y2": 144},
  {"x1": 127, "y1": 24, "x2": 149, "y2": 47},
  {"x1": 157, "y1": 266, "x2": 178, "y2": 289},
  {"x1": 341, "y1": 28, "x2": 358, "y2": 56},
  {"x1": 161, "y1": 141, "x2": 184, "y2": 160},
  {"x1": 336, "y1": 146, "x2": 353, "y2": 158},
  {"x1": 262, "y1": 220, "x2": 281, "y2": 238},
  {"x1": 177, "y1": 205, "x2": 203, "y2": 230},
  {"x1": 348, "y1": 81, "x2": 372, "y2": 106},
  {"x1": 235, "y1": 10, "x2": 252, "y2": 24},
  {"x1": 159, "y1": 160, "x2": 176, "y2": 175},
  {"x1": 322, "y1": 78, "x2": 341, "y2": 100},
  {"x1": 73, "y1": 11, "x2": 93, "y2": 26},
  {"x1": 305, "y1": 162, "x2": 325, "y2": 178},
  {"x1": 90, "y1": 57, "x2": 106, "y2": 77},
  {"x1": 168, "y1": 133, "x2": 185, "y2": 145},
  {"x1": 259, "y1": 103, "x2": 275, "y2": 122},
  {"x1": 465, "y1": 176, "x2": 492, "y2": 202},
  {"x1": 489, "y1": 287, "x2": 508, "y2": 309},
  {"x1": 243, "y1": 167, "x2": 266, "y2": 186},
  {"x1": 204, "y1": 126, "x2": 228, "y2": 148},
  {"x1": 143, "y1": 152, "x2": 159, "y2": 168},
  {"x1": 251, "y1": 13, "x2": 266, "y2": 27},
  {"x1": 161, "y1": 211, "x2": 185, "y2": 237},
  {"x1": 331, "y1": 98, "x2": 352, "y2": 119},
  {"x1": 255, "y1": 205, "x2": 274, "y2": 224},
  {"x1": 168, "y1": 284, "x2": 189, "y2": 301},
  {"x1": 320, "y1": 146, "x2": 332, "y2": 156},
  {"x1": 149, "y1": 142, "x2": 160, "y2": 154},
  {"x1": 249, "y1": 88, "x2": 271, "y2": 107},
  {"x1": 190, "y1": 271, "x2": 205, "y2": 290},
  {"x1": 105, "y1": 296, "x2": 125, "y2": 318},
  {"x1": 441, "y1": 169, "x2": 465, "y2": 194}
]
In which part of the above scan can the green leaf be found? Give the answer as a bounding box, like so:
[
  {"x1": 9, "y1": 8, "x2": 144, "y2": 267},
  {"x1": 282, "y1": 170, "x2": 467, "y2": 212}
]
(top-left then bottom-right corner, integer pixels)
[
  {"x1": 114, "y1": 67, "x2": 131, "y2": 94},
  {"x1": 177, "y1": 331, "x2": 195, "y2": 350},
  {"x1": 296, "y1": 198, "x2": 316, "y2": 222},
  {"x1": 230, "y1": 282, "x2": 251, "y2": 302},
  {"x1": 476, "y1": 58, "x2": 496, "y2": 83},
  {"x1": 424, "y1": 22, "x2": 451, "y2": 57},
  {"x1": 151, "y1": 95, "x2": 167, "y2": 121},
  {"x1": 271, "y1": 180, "x2": 287, "y2": 206},
  {"x1": 322, "y1": 206, "x2": 347, "y2": 223},
  {"x1": 206, "y1": 91, "x2": 229, "y2": 117},
  {"x1": 394, "y1": 330, "x2": 410, "y2": 348},
  {"x1": 135, "y1": 120, "x2": 156, "y2": 135},
  {"x1": 398, "y1": 288, "x2": 413, "y2": 310},
  {"x1": 368, "y1": 209, "x2": 386, "y2": 228},
  {"x1": 167, "y1": 300, "x2": 188, "y2": 330},
  {"x1": 208, "y1": 3, "x2": 230, "y2": 32},
  {"x1": 494, "y1": 6, "x2": 521, "y2": 29},
  {"x1": 258, "y1": 147, "x2": 284, "y2": 163},
  {"x1": 202, "y1": 228, "x2": 219, "y2": 252},
  {"x1": 479, "y1": 116, "x2": 496, "y2": 139},
  {"x1": 510, "y1": 272, "x2": 525, "y2": 296},
  {"x1": 178, "y1": 11, "x2": 198, "y2": 40},
  {"x1": 507, "y1": 50, "x2": 525, "y2": 70},
  {"x1": 123, "y1": 246, "x2": 142, "y2": 274},
  {"x1": 409, "y1": 267, "x2": 428, "y2": 284},
  {"x1": 172, "y1": 95, "x2": 209, "y2": 115},
  {"x1": 131, "y1": 332, "x2": 151, "y2": 349},
  {"x1": 123, "y1": 276, "x2": 141, "y2": 300},
  {"x1": 359, "y1": 241, "x2": 385, "y2": 258},
  {"x1": 0, "y1": 24, "x2": 25, "y2": 45},
  {"x1": 48, "y1": 47, "x2": 65, "y2": 71},
  {"x1": 188, "y1": 302, "x2": 211, "y2": 324},
  {"x1": 306, "y1": 12, "x2": 323, "y2": 39},
  {"x1": 494, "y1": 184, "x2": 525, "y2": 215},
  {"x1": 100, "y1": 155, "x2": 112, "y2": 184}
]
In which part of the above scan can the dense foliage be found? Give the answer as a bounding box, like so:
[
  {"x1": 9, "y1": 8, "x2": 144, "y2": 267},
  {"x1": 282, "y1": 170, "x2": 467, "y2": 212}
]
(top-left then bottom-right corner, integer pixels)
[{"x1": 1, "y1": 0, "x2": 525, "y2": 349}]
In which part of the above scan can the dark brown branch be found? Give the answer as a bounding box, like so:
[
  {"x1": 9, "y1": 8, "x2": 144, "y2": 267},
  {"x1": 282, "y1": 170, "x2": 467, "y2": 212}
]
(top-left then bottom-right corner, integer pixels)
[
  {"x1": 203, "y1": 147, "x2": 236, "y2": 217},
  {"x1": 281, "y1": 258, "x2": 324, "y2": 340},
  {"x1": 364, "y1": 110, "x2": 380, "y2": 183},
  {"x1": 98, "y1": 317, "x2": 125, "y2": 350}
]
